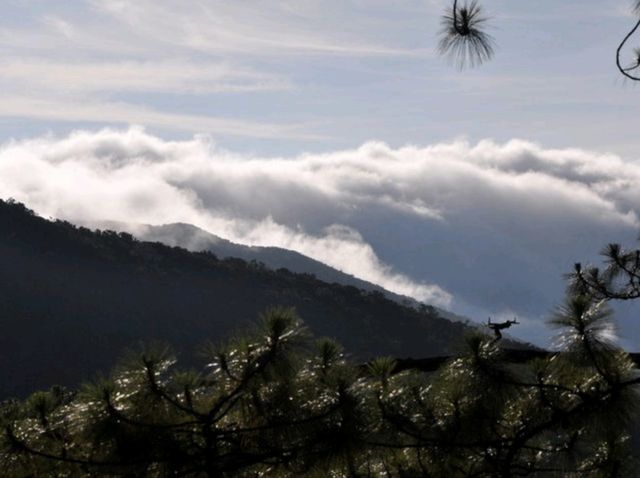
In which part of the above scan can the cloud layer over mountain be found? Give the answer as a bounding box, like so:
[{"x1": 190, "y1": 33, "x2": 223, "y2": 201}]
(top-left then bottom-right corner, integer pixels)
[{"x1": 1, "y1": 128, "x2": 639, "y2": 344}]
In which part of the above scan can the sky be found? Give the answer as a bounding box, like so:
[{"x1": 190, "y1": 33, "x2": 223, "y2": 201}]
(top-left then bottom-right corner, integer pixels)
[
  {"x1": 2, "y1": 0, "x2": 640, "y2": 347},
  {"x1": 2, "y1": 0, "x2": 640, "y2": 156}
]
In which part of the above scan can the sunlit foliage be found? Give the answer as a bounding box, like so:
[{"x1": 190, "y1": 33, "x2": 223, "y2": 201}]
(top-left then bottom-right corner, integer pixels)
[{"x1": 2, "y1": 299, "x2": 638, "y2": 477}]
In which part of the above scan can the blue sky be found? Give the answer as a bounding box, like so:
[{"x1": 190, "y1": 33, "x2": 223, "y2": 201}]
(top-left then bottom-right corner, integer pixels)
[
  {"x1": 1, "y1": 0, "x2": 640, "y2": 157},
  {"x1": 2, "y1": 1, "x2": 640, "y2": 347}
]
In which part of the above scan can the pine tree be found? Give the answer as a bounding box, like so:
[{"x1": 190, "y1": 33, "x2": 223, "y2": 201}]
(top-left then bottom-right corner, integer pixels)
[
  {"x1": 438, "y1": 0, "x2": 640, "y2": 81},
  {"x1": 2, "y1": 297, "x2": 639, "y2": 476}
]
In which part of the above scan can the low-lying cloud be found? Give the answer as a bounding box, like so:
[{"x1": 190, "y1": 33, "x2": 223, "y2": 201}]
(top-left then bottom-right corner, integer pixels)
[
  {"x1": 0, "y1": 127, "x2": 453, "y2": 306},
  {"x1": 1, "y1": 127, "x2": 639, "y2": 344}
]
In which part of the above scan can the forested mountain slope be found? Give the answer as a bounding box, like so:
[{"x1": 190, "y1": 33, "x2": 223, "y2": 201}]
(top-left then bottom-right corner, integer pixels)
[
  {"x1": 0, "y1": 199, "x2": 519, "y2": 397},
  {"x1": 92, "y1": 220, "x2": 468, "y2": 323}
]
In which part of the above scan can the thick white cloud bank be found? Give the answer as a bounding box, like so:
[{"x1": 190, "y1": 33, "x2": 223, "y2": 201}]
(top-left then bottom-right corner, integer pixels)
[
  {"x1": 0, "y1": 127, "x2": 452, "y2": 306},
  {"x1": 1, "y1": 127, "x2": 639, "y2": 345}
]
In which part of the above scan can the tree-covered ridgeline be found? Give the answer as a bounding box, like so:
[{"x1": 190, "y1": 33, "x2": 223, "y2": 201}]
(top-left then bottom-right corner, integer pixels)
[
  {"x1": 2, "y1": 294, "x2": 639, "y2": 476},
  {"x1": 0, "y1": 198, "x2": 491, "y2": 398}
]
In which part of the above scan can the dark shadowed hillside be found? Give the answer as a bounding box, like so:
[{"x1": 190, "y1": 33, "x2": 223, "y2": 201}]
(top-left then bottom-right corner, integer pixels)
[
  {"x1": 88, "y1": 220, "x2": 470, "y2": 323},
  {"x1": 0, "y1": 199, "x2": 522, "y2": 398}
]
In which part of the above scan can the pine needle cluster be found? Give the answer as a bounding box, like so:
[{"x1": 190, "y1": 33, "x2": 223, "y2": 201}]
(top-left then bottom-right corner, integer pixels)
[{"x1": 2, "y1": 297, "x2": 638, "y2": 476}]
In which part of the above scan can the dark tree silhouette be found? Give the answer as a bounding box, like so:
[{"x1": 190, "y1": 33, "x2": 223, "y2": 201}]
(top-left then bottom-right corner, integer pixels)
[
  {"x1": 486, "y1": 317, "x2": 519, "y2": 342},
  {"x1": 438, "y1": 0, "x2": 494, "y2": 69},
  {"x1": 440, "y1": 0, "x2": 640, "y2": 81},
  {"x1": 618, "y1": 1, "x2": 640, "y2": 80},
  {"x1": 2, "y1": 301, "x2": 638, "y2": 477},
  {"x1": 571, "y1": 242, "x2": 640, "y2": 300},
  {"x1": 1, "y1": 309, "x2": 367, "y2": 477}
]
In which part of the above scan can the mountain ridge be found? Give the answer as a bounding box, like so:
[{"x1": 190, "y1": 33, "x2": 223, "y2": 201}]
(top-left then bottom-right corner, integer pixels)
[
  {"x1": 0, "y1": 199, "x2": 530, "y2": 398},
  {"x1": 83, "y1": 220, "x2": 472, "y2": 324}
]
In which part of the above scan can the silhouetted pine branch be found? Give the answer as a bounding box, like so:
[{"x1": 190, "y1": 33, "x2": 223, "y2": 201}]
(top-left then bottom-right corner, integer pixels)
[
  {"x1": 2, "y1": 303, "x2": 638, "y2": 477},
  {"x1": 438, "y1": 0, "x2": 494, "y2": 69}
]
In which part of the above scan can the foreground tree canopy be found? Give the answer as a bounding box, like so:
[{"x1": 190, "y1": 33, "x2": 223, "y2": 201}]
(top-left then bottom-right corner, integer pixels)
[
  {"x1": 2, "y1": 287, "x2": 639, "y2": 477},
  {"x1": 439, "y1": 0, "x2": 640, "y2": 78}
]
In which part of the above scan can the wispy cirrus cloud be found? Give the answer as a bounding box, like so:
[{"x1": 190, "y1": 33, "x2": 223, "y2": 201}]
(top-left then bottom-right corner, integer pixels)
[
  {"x1": 3, "y1": 0, "x2": 639, "y2": 158},
  {"x1": 0, "y1": 59, "x2": 293, "y2": 95},
  {"x1": 90, "y1": 0, "x2": 430, "y2": 57},
  {"x1": 0, "y1": 0, "x2": 429, "y2": 142},
  {"x1": 0, "y1": 97, "x2": 317, "y2": 140}
]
